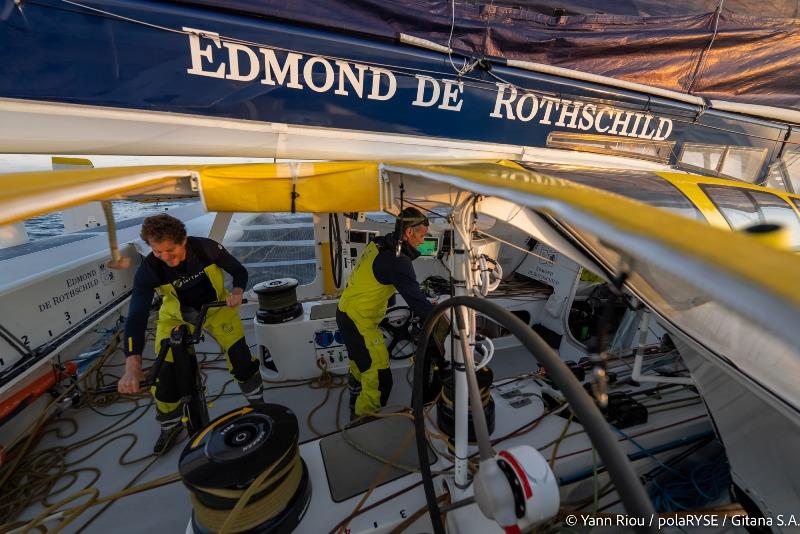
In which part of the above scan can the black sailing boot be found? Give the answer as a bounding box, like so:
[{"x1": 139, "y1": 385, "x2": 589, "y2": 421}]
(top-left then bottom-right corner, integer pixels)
[
  {"x1": 238, "y1": 372, "x2": 266, "y2": 407},
  {"x1": 154, "y1": 410, "x2": 183, "y2": 455}
]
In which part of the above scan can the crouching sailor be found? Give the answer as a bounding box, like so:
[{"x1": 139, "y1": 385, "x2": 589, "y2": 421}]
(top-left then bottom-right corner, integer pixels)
[
  {"x1": 337, "y1": 207, "x2": 436, "y2": 419},
  {"x1": 118, "y1": 214, "x2": 265, "y2": 454}
]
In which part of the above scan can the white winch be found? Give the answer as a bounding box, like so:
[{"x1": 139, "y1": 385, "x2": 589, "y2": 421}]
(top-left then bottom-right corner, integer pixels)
[{"x1": 473, "y1": 445, "x2": 560, "y2": 532}]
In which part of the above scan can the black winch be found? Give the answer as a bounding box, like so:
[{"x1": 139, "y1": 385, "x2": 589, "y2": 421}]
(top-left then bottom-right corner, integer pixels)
[
  {"x1": 253, "y1": 278, "x2": 303, "y2": 324},
  {"x1": 179, "y1": 404, "x2": 311, "y2": 533},
  {"x1": 436, "y1": 365, "x2": 495, "y2": 441}
]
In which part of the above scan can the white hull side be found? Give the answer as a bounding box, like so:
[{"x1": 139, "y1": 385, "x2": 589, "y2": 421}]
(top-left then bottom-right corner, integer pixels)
[{"x1": 676, "y1": 333, "x2": 800, "y2": 527}]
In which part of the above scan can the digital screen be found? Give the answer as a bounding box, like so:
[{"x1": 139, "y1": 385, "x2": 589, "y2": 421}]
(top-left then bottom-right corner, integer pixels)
[
  {"x1": 417, "y1": 236, "x2": 439, "y2": 256},
  {"x1": 348, "y1": 230, "x2": 367, "y2": 243}
]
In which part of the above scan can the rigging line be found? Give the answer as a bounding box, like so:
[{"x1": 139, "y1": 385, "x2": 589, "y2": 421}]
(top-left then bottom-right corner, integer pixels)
[
  {"x1": 486, "y1": 65, "x2": 794, "y2": 148},
  {"x1": 502, "y1": 245, "x2": 534, "y2": 281},
  {"x1": 57, "y1": 0, "x2": 186, "y2": 35},
  {"x1": 686, "y1": 1, "x2": 725, "y2": 95},
  {"x1": 49, "y1": 0, "x2": 796, "y2": 146},
  {"x1": 475, "y1": 229, "x2": 582, "y2": 272},
  {"x1": 399, "y1": 198, "x2": 451, "y2": 220},
  {"x1": 52, "y1": 0, "x2": 691, "y2": 132},
  {"x1": 447, "y1": 0, "x2": 463, "y2": 75},
  {"x1": 480, "y1": 0, "x2": 495, "y2": 61},
  {"x1": 486, "y1": 66, "x2": 663, "y2": 113},
  {"x1": 396, "y1": 180, "x2": 406, "y2": 258},
  {"x1": 781, "y1": 148, "x2": 800, "y2": 168},
  {"x1": 46, "y1": 0, "x2": 796, "y2": 149},
  {"x1": 36, "y1": 0, "x2": 749, "y2": 135},
  {"x1": 488, "y1": 69, "x2": 582, "y2": 105},
  {"x1": 402, "y1": 196, "x2": 457, "y2": 214},
  {"x1": 0, "y1": 323, "x2": 33, "y2": 359},
  {"x1": 446, "y1": 0, "x2": 478, "y2": 77},
  {"x1": 52, "y1": 0, "x2": 476, "y2": 86}
]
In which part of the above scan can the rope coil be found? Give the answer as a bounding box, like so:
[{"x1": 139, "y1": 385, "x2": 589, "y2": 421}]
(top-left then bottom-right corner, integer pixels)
[
  {"x1": 436, "y1": 365, "x2": 496, "y2": 442},
  {"x1": 190, "y1": 448, "x2": 303, "y2": 533},
  {"x1": 178, "y1": 404, "x2": 310, "y2": 534}
]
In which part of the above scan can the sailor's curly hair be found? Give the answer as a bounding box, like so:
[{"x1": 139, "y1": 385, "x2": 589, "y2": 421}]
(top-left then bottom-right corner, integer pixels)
[{"x1": 140, "y1": 214, "x2": 187, "y2": 244}]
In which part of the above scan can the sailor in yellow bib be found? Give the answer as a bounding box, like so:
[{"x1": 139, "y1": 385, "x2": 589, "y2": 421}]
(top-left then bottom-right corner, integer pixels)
[
  {"x1": 337, "y1": 208, "x2": 434, "y2": 418},
  {"x1": 118, "y1": 214, "x2": 263, "y2": 453}
]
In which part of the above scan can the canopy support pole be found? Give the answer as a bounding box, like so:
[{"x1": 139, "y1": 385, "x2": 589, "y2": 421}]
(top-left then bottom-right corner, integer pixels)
[{"x1": 101, "y1": 201, "x2": 131, "y2": 270}]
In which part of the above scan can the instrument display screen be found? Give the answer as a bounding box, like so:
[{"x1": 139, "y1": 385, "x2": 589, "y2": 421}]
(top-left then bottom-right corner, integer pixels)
[{"x1": 417, "y1": 236, "x2": 439, "y2": 257}]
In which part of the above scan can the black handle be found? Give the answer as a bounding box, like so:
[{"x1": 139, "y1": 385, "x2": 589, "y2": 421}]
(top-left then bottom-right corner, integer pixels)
[
  {"x1": 94, "y1": 376, "x2": 157, "y2": 395},
  {"x1": 94, "y1": 298, "x2": 248, "y2": 395},
  {"x1": 94, "y1": 383, "x2": 127, "y2": 395}
]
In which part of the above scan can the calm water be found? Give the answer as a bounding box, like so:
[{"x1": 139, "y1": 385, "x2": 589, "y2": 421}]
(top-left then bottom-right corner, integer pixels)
[
  {"x1": 24, "y1": 200, "x2": 198, "y2": 240},
  {"x1": 1, "y1": 153, "x2": 271, "y2": 241}
]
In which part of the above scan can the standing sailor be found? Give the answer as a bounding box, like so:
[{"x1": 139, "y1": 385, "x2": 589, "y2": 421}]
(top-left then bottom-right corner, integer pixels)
[
  {"x1": 118, "y1": 214, "x2": 264, "y2": 453},
  {"x1": 336, "y1": 207, "x2": 434, "y2": 419}
]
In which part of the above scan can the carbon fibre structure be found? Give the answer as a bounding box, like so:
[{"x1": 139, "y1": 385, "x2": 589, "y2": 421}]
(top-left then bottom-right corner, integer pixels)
[
  {"x1": 2, "y1": 0, "x2": 800, "y2": 185},
  {"x1": 167, "y1": 0, "x2": 800, "y2": 107}
]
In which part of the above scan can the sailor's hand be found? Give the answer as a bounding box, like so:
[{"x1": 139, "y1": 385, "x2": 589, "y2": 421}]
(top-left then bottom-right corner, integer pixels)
[
  {"x1": 227, "y1": 288, "x2": 244, "y2": 308},
  {"x1": 118, "y1": 355, "x2": 144, "y2": 394}
]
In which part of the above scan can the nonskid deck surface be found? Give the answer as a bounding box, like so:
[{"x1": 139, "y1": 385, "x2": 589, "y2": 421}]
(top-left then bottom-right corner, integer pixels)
[
  {"x1": 2, "y1": 305, "x2": 722, "y2": 533},
  {"x1": 2, "y1": 308, "x2": 350, "y2": 533}
]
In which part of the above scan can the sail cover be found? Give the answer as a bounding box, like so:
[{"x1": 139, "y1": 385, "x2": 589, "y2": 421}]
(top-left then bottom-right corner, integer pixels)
[{"x1": 170, "y1": 0, "x2": 800, "y2": 108}]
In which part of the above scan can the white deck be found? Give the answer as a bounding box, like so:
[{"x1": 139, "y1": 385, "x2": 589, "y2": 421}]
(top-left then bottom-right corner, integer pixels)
[{"x1": 2, "y1": 300, "x2": 737, "y2": 534}]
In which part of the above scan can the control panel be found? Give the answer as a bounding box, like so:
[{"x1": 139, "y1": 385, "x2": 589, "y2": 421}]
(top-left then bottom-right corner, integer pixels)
[
  {"x1": 313, "y1": 319, "x2": 349, "y2": 372},
  {"x1": 255, "y1": 301, "x2": 352, "y2": 380}
]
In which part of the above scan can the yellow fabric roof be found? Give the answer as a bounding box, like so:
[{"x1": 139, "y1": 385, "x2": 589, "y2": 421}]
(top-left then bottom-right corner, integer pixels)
[
  {"x1": 199, "y1": 162, "x2": 381, "y2": 213},
  {"x1": 0, "y1": 162, "x2": 383, "y2": 226},
  {"x1": 3, "y1": 158, "x2": 799, "y2": 406},
  {"x1": 382, "y1": 160, "x2": 800, "y2": 306},
  {"x1": 1, "y1": 159, "x2": 797, "y2": 310},
  {"x1": 0, "y1": 165, "x2": 201, "y2": 226}
]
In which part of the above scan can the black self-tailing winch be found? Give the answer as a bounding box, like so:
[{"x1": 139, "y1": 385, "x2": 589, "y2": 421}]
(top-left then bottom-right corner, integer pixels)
[
  {"x1": 253, "y1": 279, "x2": 303, "y2": 325},
  {"x1": 179, "y1": 403, "x2": 311, "y2": 533},
  {"x1": 437, "y1": 365, "x2": 496, "y2": 441}
]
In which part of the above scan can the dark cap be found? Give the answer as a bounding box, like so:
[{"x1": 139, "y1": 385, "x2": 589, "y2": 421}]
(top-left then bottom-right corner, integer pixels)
[{"x1": 397, "y1": 207, "x2": 429, "y2": 228}]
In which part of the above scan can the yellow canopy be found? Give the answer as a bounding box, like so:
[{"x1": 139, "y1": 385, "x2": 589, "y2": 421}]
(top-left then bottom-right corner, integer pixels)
[
  {"x1": 2, "y1": 158, "x2": 799, "y2": 408},
  {"x1": 0, "y1": 165, "x2": 201, "y2": 226},
  {"x1": 0, "y1": 162, "x2": 383, "y2": 226},
  {"x1": 199, "y1": 162, "x2": 381, "y2": 213},
  {"x1": 1, "y1": 158, "x2": 797, "y2": 310},
  {"x1": 382, "y1": 160, "x2": 800, "y2": 306}
]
